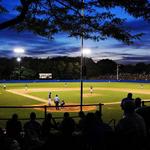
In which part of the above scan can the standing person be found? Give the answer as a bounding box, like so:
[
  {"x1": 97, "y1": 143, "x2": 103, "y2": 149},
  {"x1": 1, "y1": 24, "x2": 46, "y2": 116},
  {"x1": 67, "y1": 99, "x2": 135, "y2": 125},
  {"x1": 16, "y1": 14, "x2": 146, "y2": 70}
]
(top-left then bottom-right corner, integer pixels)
[
  {"x1": 25, "y1": 83, "x2": 28, "y2": 92},
  {"x1": 116, "y1": 101, "x2": 146, "y2": 150},
  {"x1": 3, "y1": 84, "x2": 6, "y2": 90},
  {"x1": 140, "y1": 84, "x2": 144, "y2": 89},
  {"x1": 120, "y1": 93, "x2": 134, "y2": 110},
  {"x1": 89, "y1": 86, "x2": 93, "y2": 94},
  {"x1": 54, "y1": 95, "x2": 60, "y2": 110},
  {"x1": 48, "y1": 91, "x2": 52, "y2": 106}
]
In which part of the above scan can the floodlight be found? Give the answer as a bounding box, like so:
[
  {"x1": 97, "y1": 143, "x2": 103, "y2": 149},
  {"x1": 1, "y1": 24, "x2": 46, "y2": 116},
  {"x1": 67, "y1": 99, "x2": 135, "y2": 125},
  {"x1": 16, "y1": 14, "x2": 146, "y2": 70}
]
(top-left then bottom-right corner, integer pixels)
[
  {"x1": 14, "y1": 47, "x2": 25, "y2": 54},
  {"x1": 17, "y1": 57, "x2": 21, "y2": 62},
  {"x1": 82, "y1": 48, "x2": 91, "y2": 55}
]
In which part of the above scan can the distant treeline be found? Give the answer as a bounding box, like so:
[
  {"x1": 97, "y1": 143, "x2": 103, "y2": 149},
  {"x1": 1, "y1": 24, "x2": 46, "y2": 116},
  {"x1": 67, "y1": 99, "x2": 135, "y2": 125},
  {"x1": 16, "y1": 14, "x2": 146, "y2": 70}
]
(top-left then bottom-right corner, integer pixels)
[{"x1": 0, "y1": 57, "x2": 150, "y2": 80}]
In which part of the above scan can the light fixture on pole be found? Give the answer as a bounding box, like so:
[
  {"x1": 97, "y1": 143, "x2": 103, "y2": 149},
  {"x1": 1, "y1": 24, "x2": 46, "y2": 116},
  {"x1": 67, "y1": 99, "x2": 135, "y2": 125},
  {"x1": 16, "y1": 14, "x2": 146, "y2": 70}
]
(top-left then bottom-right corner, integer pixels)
[
  {"x1": 16, "y1": 57, "x2": 21, "y2": 80},
  {"x1": 83, "y1": 48, "x2": 91, "y2": 55},
  {"x1": 14, "y1": 47, "x2": 25, "y2": 80},
  {"x1": 82, "y1": 48, "x2": 91, "y2": 79}
]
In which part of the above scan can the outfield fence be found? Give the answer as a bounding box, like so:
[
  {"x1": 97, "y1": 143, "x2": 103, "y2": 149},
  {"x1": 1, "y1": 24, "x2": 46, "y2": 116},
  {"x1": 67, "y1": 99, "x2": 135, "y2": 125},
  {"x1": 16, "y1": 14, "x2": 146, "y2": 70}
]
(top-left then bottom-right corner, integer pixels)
[{"x1": 1, "y1": 79, "x2": 150, "y2": 83}]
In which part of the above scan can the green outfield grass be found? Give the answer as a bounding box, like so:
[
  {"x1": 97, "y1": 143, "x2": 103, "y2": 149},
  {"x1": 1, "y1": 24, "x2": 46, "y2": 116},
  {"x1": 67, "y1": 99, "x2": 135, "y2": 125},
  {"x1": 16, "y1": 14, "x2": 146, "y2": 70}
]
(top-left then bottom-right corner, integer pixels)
[{"x1": 0, "y1": 82, "x2": 150, "y2": 128}]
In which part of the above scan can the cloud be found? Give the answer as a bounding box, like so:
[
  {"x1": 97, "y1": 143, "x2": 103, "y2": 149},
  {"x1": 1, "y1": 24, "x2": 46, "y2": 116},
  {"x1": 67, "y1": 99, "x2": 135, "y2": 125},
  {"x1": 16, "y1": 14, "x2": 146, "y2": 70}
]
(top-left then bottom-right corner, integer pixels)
[
  {"x1": 1, "y1": 7, "x2": 150, "y2": 64},
  {"x1": 0, "y1": 29, "x2": 76, "y2": 56}
]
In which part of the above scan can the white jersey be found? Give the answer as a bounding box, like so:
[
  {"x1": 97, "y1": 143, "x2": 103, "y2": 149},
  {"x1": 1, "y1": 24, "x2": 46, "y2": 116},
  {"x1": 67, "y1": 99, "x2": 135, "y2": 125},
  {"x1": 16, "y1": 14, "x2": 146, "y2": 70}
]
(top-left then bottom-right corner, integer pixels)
[{"x1": 54, "y1": 96, "x2": 60, "y2": 103}]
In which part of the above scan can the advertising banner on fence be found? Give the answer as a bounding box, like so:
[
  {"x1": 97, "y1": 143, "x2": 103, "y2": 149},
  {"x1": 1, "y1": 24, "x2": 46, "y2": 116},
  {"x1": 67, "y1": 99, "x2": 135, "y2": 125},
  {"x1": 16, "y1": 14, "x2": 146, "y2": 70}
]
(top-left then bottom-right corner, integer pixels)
[{"x1": 39, "y1": 73, "x2": 52, "y2": 79}]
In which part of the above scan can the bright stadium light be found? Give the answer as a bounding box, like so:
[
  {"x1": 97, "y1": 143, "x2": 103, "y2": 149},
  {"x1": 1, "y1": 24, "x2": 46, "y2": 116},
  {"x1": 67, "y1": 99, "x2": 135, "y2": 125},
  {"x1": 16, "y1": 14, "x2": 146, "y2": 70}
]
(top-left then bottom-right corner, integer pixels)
[
  {"x1": 82, "y1": 48, "x2": 91, "y2": 55},
  {"x1": 13, "y1": 47, "x2": 25, "y2": 80},
  {"x1": 17, "y1": 57, "x2": 21, "y2": 62},
  {"x1": 14, "y1": 47, "x2": 25, "y2": 54}
]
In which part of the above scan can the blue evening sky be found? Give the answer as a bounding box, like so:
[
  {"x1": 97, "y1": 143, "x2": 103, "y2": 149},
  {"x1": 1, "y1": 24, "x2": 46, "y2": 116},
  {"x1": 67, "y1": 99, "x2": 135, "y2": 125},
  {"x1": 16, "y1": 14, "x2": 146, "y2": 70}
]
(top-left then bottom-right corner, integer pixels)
[{"x1": 0, "y1": 0, "x2": 150, "y2": 64}]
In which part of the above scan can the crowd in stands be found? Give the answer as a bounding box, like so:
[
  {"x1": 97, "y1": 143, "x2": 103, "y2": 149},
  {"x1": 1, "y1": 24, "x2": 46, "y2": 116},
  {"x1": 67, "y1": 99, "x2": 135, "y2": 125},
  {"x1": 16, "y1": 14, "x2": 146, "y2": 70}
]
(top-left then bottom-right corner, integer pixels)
[
  {"x1": 1, "y1": 93, "x2": 150, "y2": 150},
  {"x1": 97, "y1": 73, "x2": 150, "y2": 80}
]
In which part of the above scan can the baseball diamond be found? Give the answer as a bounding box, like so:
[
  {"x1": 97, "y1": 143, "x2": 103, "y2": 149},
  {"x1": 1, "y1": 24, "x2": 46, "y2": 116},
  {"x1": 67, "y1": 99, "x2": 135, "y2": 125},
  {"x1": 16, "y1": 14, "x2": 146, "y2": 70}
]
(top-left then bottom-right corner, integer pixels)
[{"x1": 0, "y1": 81, "x2": 150, "y2": 127}]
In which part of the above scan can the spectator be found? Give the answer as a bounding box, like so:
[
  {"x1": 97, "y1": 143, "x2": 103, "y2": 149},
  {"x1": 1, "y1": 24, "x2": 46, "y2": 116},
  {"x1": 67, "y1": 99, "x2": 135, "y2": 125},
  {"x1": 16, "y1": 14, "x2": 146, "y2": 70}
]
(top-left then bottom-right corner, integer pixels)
[
  {"x1": 116, "y1": 101, "x2": 146, "y2": 150},
  {"x1": 77, "y1": 111, "x2": 86, "y2": 131},
  {"x1": 82, "y1": 112, "x2": 113, "y2": 150},
  {"x1": 23, "y1": 112, "x2": 43, "y2": 149},
  {"x1": 59, "y1": 112, "x2": 76, "y2": 136},
  {"x1": 6, "y1": 113, "x2": 22, "y2": 141},
  {"x1": 120, "y1": 93, "x2": 134, "y2": 110},
  {"x1": 135, "y1": 97, "x2": 142, "y2": 110},
  {"x1": 41, "y1": 113, "x2": 57, "y2": 138},
  {"x1": 135, "y1": 105, "x2": 150, "y2": 135}
]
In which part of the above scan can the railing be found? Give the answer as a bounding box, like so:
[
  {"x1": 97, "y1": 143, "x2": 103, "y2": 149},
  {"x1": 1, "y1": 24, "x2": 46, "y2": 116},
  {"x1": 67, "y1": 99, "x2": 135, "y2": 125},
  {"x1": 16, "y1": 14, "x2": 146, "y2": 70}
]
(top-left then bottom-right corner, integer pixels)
[
  {"x1": 142, "y1": 100, "x2": 150, "y2": 106},
  {"x1": 0, "y1": 103, "x2": 104, "y2": 121}
]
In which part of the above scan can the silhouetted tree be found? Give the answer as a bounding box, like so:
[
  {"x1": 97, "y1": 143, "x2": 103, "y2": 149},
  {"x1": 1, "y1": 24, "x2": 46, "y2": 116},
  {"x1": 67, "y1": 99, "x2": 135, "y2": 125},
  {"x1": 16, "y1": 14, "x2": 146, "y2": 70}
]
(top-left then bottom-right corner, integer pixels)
[
  {"x1": 135, "y1": 63, "x2": 147, "y2": 73},
  {"x1": 97, "y1": 59, "x2": 117, "y2": 75},
  {"x1": 1, "y1": 0, "x2": 150, "y2": 44}
]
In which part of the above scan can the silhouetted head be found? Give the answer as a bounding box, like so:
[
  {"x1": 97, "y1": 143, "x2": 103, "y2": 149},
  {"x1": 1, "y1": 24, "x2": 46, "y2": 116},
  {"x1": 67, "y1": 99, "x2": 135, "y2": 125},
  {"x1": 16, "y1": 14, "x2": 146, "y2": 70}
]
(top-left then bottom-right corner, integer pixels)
[
  {"x1": 79, "y1": 111, "x2": 85, "y2": 118},
  {"x1": 135, "y1": 97, "x2": 142, "y2": 108},
  {"x1": 64, "y1": 112, "x2": 69, "y2": 118},
  {"x1": 95, "y1": 110, "x2": 102, "y2": 118},
  {"x1": 86, "y1": 113, "x2": 95, "y2": 123},
  {"x1": 12, "y1": 114, "x2": 18, "y2": 120},
  {"x1": 127, "y1": 93, "x2": 133, "y2": 99},
  {"x1": 30, "y1": 112, "x2": 36, "y2": 120},
  {"x1": 46, "y1": 113, "x2": 52, "y2": 120}
]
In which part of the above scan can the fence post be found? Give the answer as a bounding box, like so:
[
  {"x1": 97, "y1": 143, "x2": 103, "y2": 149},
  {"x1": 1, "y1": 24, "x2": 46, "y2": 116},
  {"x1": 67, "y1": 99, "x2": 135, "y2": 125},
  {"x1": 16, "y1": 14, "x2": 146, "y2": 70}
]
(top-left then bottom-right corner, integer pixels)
[
  {"x1": 44, "y1": 105, "x2": 47, "y2": 119},
  {"x1": 98, "y1": 103, "x2": 103, "y2": 115},
  {"x1": 142, "y1": 101, "x2": 145, "y2": 106}
]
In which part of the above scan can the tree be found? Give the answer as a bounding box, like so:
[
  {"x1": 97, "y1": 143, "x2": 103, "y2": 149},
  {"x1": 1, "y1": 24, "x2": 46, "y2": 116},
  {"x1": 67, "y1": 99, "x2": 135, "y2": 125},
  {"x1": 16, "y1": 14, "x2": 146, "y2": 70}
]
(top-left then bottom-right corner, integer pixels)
[
  {"x1": 1, "y1": 0, "x2": 150, "y2": 44},
  {"x1": 135, "y1": 62, "x2": 147, "y2": 73},
  {"x1": 97, "y1": 59, "x2": 117, "y2": 75}
]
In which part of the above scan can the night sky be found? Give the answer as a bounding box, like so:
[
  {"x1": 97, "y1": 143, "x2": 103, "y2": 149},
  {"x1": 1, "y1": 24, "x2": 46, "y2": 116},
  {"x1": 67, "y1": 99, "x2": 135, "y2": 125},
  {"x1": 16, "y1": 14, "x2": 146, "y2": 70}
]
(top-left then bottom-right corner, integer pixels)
[{"x1": 0, "y1": 0, "x2": 150, "y2": 64}]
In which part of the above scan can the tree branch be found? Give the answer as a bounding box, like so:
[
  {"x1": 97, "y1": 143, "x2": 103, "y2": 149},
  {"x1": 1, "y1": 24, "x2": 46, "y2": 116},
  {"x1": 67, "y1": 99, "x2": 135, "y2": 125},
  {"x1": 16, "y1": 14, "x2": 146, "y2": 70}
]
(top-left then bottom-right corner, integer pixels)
[{"x1": 0, "y1": 0, "x2": 32, "y2": 30}]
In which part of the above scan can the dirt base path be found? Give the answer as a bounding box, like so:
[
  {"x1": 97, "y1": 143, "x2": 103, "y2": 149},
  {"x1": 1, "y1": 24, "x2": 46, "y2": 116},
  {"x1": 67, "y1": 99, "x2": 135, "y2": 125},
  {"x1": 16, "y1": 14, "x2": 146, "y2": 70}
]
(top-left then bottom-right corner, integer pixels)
[{"x1": 9, "y1": 87, "x2": 150, "y2": 94}]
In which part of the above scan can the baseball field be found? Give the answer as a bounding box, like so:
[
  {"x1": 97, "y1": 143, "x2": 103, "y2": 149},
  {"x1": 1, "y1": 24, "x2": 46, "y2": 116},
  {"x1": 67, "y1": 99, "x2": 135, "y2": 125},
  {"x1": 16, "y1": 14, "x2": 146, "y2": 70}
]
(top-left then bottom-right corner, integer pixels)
[{"x1": 0, "y1": 81, "x2": 150, "y2": 127}]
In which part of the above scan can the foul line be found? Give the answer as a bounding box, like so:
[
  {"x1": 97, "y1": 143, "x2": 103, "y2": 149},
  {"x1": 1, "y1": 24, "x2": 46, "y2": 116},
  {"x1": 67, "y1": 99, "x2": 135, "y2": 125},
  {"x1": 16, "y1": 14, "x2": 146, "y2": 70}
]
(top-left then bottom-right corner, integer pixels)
[{"x1": 7, "y1": 90, "x2": 53, "y2": 104}]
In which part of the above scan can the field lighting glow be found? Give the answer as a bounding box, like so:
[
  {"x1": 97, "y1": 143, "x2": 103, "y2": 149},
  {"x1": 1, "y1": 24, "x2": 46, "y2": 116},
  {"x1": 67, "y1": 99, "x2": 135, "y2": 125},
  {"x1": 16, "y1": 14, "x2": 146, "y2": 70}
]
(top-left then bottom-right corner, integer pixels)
[
  {"x1": 14, "y1": 47, "x2": 25, "y2": 53},
  {"x1": 82, "y1": 48, "x2": 91, "y2": 55},
  {"x1": 17, "y1": 57, "x2": 21, "y2": 62}
]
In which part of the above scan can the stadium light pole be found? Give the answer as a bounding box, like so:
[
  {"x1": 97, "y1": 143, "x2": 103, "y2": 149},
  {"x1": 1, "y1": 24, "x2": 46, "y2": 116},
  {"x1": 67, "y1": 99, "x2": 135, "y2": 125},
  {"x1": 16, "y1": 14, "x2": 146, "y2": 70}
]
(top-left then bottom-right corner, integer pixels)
[
  {"x1": 80, "y1": 0, "x2": 84, "y2": 111},
  {"x1": 16, "y1": 57, "x2": 21, "y2": 80},
  {"x1": 117, "y1": 64, "x2": 119, "y2": 80},
  {"x1": 14, "y1": 47, "x2": 25, "y2": 80}
]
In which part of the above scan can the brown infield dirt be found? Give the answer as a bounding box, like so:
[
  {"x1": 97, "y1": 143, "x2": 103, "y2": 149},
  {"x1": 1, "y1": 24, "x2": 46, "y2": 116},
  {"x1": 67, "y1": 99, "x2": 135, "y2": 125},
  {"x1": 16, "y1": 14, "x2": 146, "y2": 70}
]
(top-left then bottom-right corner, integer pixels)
[
  {"x1": 30, "y1": 103, "x2": 97, "y2": 112},
  {"x1": 7, "y1": 87, "x2": 150, "y2": 112}
]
